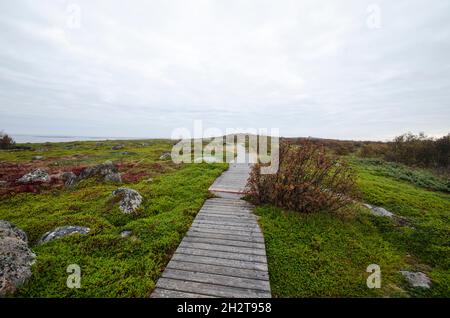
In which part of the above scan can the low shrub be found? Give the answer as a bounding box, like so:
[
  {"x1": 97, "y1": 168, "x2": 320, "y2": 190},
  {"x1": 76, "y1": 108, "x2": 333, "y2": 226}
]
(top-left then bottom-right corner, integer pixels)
[
  {"x1": 0, "y1": 131, "x2": 15, "y2": 149},
  {"x1": 246, "y1": 141, "x2": 358, "y2": 213}
]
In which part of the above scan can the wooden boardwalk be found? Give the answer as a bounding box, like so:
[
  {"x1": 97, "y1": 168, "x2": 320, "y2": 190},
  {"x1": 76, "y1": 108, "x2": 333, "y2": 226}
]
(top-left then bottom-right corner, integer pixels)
[{"x1": 151, "y1": 159, "x2": 271, "y2": 298}]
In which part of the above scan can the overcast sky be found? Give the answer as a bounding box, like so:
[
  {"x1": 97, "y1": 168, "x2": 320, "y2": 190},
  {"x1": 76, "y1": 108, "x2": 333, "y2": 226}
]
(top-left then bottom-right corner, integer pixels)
[{"x1": 0, "y1": 0, "x2": 449, "y2": 141}]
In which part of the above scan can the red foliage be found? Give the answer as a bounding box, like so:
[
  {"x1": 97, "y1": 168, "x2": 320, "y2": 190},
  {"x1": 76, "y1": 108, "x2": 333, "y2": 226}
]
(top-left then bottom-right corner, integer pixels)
[{"x1": 246, "y1": 141, "x2": 358, "y2": 213}]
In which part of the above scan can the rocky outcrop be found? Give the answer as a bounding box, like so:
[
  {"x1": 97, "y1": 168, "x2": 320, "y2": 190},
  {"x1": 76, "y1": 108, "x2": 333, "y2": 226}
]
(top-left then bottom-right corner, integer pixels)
[
  {"x1": 112, "y1": 188, "x2": 143, "y2": 214},
  {"x1": 79, "y1": 161, "x2": 121, "y2": 183},
  {"x1": 62, "y1": 161, "x2": 122, "y2": 187},
  {"x1": 17, "y1": 169, "x2": 50, "y2": 183},
  {"x1": 159, "y1": 152, "x2": 171, "y2": 160},
  {"x1": 111, "y1": 145, "x2": 124, "y2": 150},
  {"x1": 38, "y1": 226, "x2": 90, "y2": 245},
  {"x1": 400, "y1": 271, "x2": 431, "y2": 288},
  {"x1": 0, "y1": 220, "x2": 35, "y2": 296}
]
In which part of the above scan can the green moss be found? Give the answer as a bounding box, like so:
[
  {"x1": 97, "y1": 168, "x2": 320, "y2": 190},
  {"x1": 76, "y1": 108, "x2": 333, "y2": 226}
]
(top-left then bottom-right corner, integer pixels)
[
  {"x1": 0, "y1": 139, "x2": 227, "y2": 297},
  {"x1": 256, "y1": 157, "x2": 449, "y2": 297}
]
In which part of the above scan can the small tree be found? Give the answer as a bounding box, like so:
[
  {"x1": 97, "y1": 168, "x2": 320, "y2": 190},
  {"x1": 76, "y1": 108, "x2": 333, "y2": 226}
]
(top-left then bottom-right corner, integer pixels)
[
  {"x1": 246, "y1": 141, "x2": 358, "y2": 214},
  {"x1": 0, "y1": 131, "x2": 15, "y2": 149}
]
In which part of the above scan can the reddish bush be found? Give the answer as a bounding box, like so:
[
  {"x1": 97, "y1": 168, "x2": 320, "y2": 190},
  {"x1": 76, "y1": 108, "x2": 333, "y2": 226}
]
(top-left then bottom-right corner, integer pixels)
[
  {"x1": 384, "y1": 132, "x2": 449, "y2": 169},
  {"x1": 246, "y1": 141, "x2": 358, "y2": 213}
]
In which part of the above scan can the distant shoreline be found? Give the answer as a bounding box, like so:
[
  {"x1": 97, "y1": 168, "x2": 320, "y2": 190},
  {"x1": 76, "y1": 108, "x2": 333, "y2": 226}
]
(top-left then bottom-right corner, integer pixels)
[{"x1": 12, "y1": 134, "x2": 148, "y2": 144}]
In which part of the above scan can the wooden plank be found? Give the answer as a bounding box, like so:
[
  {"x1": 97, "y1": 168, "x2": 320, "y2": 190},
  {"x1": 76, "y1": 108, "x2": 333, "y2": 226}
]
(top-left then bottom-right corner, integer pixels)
[
  {"x1": 171, "y1": 253, "x2": 268, "y2": 271},
  {"x1": 156, "y1": 278, "x2": 270, "y2": 298},
  {"x1": 179, "y1": 241, "x2": 266, "y2": 256},
  {"x1": 176, "y1": 247, "x2": 267, "y2": 264},
  {"x1": 193, "y1": 219, "x2": 260, "y2": 229},
  {"x1": 183, "y1": 235, "x2": 266, "y2": 249},
  {"x1": 166, "y1": 260, "x2": 269, "y2": 281},
  {"x1": 150, "y1": 288, "x2": 215, "y2": 298},
  {"x1": 162, "y1": 268, "x2": 271, "y2": 292},
  {"x1": 191, "y1": 223, "x2": 261, "y2": 234},
  {"x1": 186, "y1": 229, "x2": 265, "y2": 243},
  {"x1": 188, "y1": 227, "x2": 264, "y2": 239}
]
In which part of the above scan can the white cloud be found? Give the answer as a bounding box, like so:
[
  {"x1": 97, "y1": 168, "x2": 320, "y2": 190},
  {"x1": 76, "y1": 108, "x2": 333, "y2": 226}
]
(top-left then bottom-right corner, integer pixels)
[{"x1": 0, "y1": 0, "x2": 449, "y2": 140}]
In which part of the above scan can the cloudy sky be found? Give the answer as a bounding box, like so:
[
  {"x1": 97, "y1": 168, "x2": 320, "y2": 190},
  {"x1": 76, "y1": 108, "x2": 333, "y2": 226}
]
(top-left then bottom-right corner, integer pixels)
[{"x1": 0, "y1": 0, "x2": 449, "y2": 140}]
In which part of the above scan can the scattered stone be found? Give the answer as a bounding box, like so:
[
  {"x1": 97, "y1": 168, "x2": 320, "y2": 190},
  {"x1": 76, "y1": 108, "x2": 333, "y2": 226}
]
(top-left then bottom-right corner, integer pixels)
[
  {"x1": 95, "y1": 142, "x2": 103, "y2": 146},
  {"x1": 111, "y1": 145, "x2": 124, "y2": 150},
  {"x1": 120, "y1": 230, "x2": 132, "y2": 238},
  {"x1": 112, "y1": 188, "x2": 143, "y2": 214},
  {"x1": 62, "y1": 172, "x2": 77, "y2": 188},
  {"x1": 121, "y1": 151, "x2": 131, "y2": 155},
  {"x1": 79, "y1": 161, "x2": 121, "y2": 183},
  {"x1": 144, "y1": 178, "x2": 154, "y2": 183},
  {"x1": 363, "y1": 203, "x2": 394, "y2": 218},
  {"x1": 38, "y1": 226, "x2": 90, "y2": 245},
  {"x1": 104, "y1": 172, "x2": 122, "y2": 183},
  {"x1": 0, "y1": 180, "x2": 7, "y2": 188},
  {"x1": 17, "y1": 169, "x2": 50, "y2": 183},
  {"x1": 32, "y1": 156, "x2": 45, "y2": 161},
  {"x1": 36, "y1": 148, "x2": 49, "y2": 152},
  {"x1": 400, "y1": 271, "x2": 431, "y2": 288},
  {"x1": 159, "y1": 152, "x2": 171, "y2": 160},
  {"x1": 0, "y1": 220, "x2": 35, "y2": 296}
]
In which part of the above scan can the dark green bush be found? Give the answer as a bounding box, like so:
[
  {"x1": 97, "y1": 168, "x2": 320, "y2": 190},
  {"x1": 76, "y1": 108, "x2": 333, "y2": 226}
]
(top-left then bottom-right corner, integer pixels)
[{"x1": 0, "y1": 131, "x2": 15, "y2": 149}]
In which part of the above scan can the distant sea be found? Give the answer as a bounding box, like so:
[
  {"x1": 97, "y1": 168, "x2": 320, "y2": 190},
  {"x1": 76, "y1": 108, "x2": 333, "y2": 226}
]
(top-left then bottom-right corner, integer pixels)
[{"x1": 12, "y1": 134, "x2": 144, "y2": 144}]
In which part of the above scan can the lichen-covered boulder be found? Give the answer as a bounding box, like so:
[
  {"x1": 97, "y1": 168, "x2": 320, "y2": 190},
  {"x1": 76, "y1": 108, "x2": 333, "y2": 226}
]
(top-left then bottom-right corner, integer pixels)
[
  {"x1": 0, "y1": 220, "x2": 35, "y2": 296},
  {"x1": 363, "y1": 204, "x2": 394, "y2": 218},
  {"x1": 78, "y1": 161, "x2": 122, "y2": 183},
  {"x1": 17, "y1": 169, "x2": 50, "y2": 183},
  {"x1": 159, "y1": 152, "x2": 171, "y2": 160},
  {"x1": 38, "y1": 226, "x2": 90, "y2": 245},
  {"x1": 112, "y1": 188, "x2": 143, "y2": 214},
  {"x1": 62, "y1": 172, "x2": 77, "y2": 188},
  {"x1": 120, "y1": 230, "x2": 132, "y2": 238},
  {"x1": 400, "y1": 271, "x2": 431, "y2": 288}
]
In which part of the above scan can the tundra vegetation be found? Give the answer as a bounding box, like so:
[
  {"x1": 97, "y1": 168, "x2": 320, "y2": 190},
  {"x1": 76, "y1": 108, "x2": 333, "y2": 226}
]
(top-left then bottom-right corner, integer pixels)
[
  {"x1": 248, "y1": 134, "x2": 449, "y2": 297},
  {"x1": 0, "y1": 132, "x2": 448, "y2": 297}
]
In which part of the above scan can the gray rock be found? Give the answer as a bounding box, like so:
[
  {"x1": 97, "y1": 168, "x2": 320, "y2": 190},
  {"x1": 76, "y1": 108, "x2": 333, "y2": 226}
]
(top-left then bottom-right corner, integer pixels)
[
  {"x1": 0, "y1": 220, "x2": 35, "y2": 296},
  {"x1": 79, "y1": 161, "x2": 121, "y2": 183},
  {"x1": 364, "y1": 203, "x2": 394, "y2": 218},
  {"x1": 159, "y1": 152, "x2": 171, "y2": 160},
  {"x1": 32, "y1": 156, "x2": 45, "y2": 161},
  {"x1": 62, "y1": 172, "x2": 77, "y2": 188},
  {"x1": 104, "y1": 172, "x2": 122, "y2": 183},
  {"x1": 38, "y1": 226, "x2": 90, "y2": 245},
  {"x1": 17, "y1": 169, "x2": 50, "y2": 183},
  {"x1": 400, "y1": 271, "x2": 431, "y2": 288},
  {"x1": 112, "y1": 188, "x2": 143, "y2": 214},
  {"x1": 0, "y1": 180, "x2": 7, "y2": 188},
  {"x1": 111, "y1": 145, "x2": 124, "y2": 150},
  {"x1": 0, "y1": 220, "x2": 28, "y2": 243},
  {"x1": 120, "y1": 230, "x2": 132, "y2": 238}
]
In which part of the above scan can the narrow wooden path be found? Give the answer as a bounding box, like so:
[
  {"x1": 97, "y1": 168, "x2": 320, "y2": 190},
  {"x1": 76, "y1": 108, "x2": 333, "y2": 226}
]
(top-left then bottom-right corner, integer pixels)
[{"x1": 151, "y1": 156, "x2": 271, "y2": 298}]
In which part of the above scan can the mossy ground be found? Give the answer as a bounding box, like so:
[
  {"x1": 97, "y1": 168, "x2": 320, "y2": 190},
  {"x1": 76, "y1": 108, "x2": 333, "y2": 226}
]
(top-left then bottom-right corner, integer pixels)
[
  {"x1": 0, "y1": 139, "x2": 227, "y2": 297},
  {"x1": 256, "y1": 157, "x2": 449, "y2": 297}
]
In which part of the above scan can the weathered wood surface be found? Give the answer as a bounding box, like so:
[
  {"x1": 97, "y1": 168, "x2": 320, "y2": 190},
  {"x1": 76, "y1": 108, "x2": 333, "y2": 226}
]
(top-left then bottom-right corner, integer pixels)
[{"x1": 151, "y1": 158, "x2": 271, "y2": 298}]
